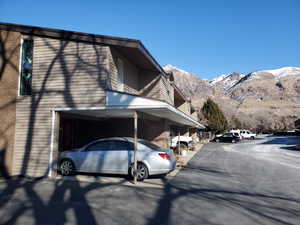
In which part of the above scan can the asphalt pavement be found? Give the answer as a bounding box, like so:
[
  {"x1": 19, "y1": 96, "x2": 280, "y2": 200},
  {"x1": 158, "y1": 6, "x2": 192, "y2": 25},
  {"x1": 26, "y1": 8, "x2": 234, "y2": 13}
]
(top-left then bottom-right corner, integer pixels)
[{"x1": 1, "y1": 135, "x2": 300, "y2": 225}]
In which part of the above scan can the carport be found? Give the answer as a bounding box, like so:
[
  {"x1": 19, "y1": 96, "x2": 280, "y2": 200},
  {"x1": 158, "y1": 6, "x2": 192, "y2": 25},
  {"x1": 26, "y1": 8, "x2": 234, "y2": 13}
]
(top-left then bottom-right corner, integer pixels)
[{"x1": 49, "y1": 91, "x2": 204, "y2": 182}]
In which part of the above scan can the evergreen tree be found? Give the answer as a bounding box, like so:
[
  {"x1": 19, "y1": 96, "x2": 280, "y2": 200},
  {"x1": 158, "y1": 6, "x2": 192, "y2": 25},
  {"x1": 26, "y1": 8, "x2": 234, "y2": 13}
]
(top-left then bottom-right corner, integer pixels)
[{"x1": 201, "y1": 98, "x2": 228, "y2": 134}]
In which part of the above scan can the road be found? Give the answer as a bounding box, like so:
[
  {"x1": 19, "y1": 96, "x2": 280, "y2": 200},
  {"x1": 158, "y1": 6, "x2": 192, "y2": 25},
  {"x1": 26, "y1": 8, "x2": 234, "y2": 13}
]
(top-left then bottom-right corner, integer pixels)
[{"x1": 1, "y1": 135, "x2": 300, "y2": 225}]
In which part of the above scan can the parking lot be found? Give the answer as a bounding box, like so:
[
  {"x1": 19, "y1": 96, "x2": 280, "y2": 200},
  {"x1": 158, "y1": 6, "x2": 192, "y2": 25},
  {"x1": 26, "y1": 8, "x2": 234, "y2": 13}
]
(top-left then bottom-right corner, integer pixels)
[
  {"x1": 1, "y1": 135, "x2": 300, "y2": 225},
  {"x1": 216, "y1": 135, "x2": 300, "y2": 169}
]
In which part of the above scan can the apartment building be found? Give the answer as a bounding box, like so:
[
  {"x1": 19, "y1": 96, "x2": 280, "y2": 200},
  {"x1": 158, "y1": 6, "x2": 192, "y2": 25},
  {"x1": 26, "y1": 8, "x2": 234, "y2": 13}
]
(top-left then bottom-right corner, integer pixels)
[{"x1": 0, "y1": 22, "x2": 203, "y2": 177}]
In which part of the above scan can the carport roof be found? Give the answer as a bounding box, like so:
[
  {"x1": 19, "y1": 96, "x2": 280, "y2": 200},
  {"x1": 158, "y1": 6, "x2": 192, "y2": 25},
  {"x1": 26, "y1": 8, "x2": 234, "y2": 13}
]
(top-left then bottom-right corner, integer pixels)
[{"x1": 54, "y1": 91, "x2": 204, "y2": 128}]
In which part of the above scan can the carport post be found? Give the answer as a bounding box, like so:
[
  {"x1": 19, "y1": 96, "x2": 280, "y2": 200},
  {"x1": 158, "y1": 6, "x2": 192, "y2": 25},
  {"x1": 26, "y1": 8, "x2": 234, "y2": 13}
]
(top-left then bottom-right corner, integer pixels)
[
  {"x1": 177, "y1": 131, "x2": 181, "y2": 155},
  {"x1": 133, "y1": 111, "x2": 138, "y2": 184}
]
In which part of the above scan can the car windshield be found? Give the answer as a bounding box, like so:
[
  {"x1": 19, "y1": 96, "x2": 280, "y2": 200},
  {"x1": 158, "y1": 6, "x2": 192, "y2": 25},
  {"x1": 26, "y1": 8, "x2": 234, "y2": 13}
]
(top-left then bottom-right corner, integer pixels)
[
  {"x1": 233, "y1": 133, "x2": 239, "y2": 136},
  {"x1": 138, "y1": 140, "x2": 161, "y2": 150}
]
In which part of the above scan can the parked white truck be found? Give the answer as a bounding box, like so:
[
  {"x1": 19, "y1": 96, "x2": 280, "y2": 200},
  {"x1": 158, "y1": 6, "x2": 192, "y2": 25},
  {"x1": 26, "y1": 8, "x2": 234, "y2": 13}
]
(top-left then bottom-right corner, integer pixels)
[
  {"x1": 230, "y1": 129, "x2": 256, "y2": 139},
  {"x1": 170, "y1": 136, "x2": 193, "y2": 149},
  {"x1": 240, "y1": 130, "x2": 256, "y2": 139}
]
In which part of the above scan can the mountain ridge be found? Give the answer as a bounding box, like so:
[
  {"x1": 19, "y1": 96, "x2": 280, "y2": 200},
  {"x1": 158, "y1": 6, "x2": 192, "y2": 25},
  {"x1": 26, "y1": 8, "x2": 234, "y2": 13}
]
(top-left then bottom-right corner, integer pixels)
[{"x1": 164, "y1": 65, "x2": 300, "y2": 131}]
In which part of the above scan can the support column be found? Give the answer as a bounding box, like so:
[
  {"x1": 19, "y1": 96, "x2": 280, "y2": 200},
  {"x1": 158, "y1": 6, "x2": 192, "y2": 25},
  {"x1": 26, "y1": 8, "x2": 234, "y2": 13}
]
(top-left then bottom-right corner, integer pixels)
[
  {"x1": 177, "y1": 131, "x2": 181, "y2": 155},
  {"x1": 48, "y1": 110, "x2": 60, "y2": 178},
  {"x1": 133, "y1": 111, "x2": 138, "y2": 184}
]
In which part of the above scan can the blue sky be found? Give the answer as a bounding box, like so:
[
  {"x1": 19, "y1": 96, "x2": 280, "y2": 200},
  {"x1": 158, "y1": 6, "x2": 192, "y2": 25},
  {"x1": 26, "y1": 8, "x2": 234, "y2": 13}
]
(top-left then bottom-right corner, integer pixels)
[{"x1": 1, "y1": 0, "x2": 300, "y2": 79}]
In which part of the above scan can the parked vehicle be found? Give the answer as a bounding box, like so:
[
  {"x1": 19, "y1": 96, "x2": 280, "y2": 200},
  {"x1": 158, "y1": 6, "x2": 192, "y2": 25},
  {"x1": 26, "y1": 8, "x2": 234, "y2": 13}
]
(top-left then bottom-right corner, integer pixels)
[
  {"x1": 214, "y1": 133, "x2": 240, "y2": 143},
  {"x1": 230, "y1": 129, "x2": 241, "y2": 134},
  {"x1": 231, "y1": 132, "x2": 243, "y2": 141},
  {"x1": 170, "y1": 135, "x2": 193, "y2": 149},
  {"x1": 58, "y1": 137, "x2": 176, "y2": 181},
  {"x1": 230, "y1": 129, "x2": 242, "y2": 137},
  {"x1": 240, "y1": 130, "x2": 256, "y2": 139}
]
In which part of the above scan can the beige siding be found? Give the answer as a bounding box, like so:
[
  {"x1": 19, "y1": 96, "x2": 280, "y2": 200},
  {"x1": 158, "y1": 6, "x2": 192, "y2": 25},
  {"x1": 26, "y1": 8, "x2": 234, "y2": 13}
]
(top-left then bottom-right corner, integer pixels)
[
  {"x1": 160, "y1": 76, "x2": 174, "y2": 105},
  {"x1": 0, "y1": 31, "x2": 20, "y2": 176},
  {"x1": 107, "y1": 47, "x2": 175, "y2": 106},
  {"x1": 107, "y1": 46, "x2": 139, "y2": 95},
  {"x1": 191, "y1": 111, "x2": 198, "y2": 121},
  {"x1": 177, "y1": 101, "x2": 191, "y2": 115},
  {"x1": 139, "y1": 70, "x2": 161, "y2": 99},
  {"x1": 139, "y1": 70, "x2": 174, "y2": 105},
  {"x1": 13, "y1": 36, "x2": 109, "y2": 176}
]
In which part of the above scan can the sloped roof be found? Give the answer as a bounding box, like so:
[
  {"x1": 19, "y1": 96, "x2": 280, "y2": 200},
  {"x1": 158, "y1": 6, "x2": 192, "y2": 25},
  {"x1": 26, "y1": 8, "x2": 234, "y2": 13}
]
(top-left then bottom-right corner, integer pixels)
[{"x1": 0, "y1": 22, "x2": 165, "y2": 74}]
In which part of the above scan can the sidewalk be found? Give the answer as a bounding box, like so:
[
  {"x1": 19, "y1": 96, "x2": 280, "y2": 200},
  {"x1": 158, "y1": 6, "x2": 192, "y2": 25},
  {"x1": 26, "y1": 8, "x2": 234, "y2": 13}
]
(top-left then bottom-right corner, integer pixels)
[{"x1": 172, "y1": 143, "x2": 204, "y2": 175}]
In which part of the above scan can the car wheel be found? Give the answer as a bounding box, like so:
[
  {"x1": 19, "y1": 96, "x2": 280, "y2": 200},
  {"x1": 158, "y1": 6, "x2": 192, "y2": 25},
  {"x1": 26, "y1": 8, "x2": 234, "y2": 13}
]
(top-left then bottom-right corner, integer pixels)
[
  {"x1": 130, "y1": 162, "x2": 149, "y2": 181},
  {"x1": 216, "y1": 139, "x2": 220, "y2": 143},
  {"x1": 251, "y1": 136, "x2": 255, "y2": 140},
  {"x1": 232, "y1": 139, "x2": 236, "y2": 143},
  {"x1": 60, "y1": 159, "x2": 75, "y2": 176}
]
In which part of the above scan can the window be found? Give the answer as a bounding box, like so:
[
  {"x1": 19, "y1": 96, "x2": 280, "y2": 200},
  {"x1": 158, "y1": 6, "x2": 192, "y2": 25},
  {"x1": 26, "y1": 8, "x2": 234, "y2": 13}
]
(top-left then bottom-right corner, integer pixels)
[
  {"x1": 86, "y1": 140, "x2": 133, "y2": 152},
  {"x1": 20, "y1": 39, "x2": 33, "y2": 95},
  {"x1": 117, "y1": 58, "x2": 124, "y2": 92},
  {"x1": 86, "y1": 141, "x2": 114, "y2": 152},
  {"x1": 114, "y1": 141, "x2": 133, "y2": 150}
]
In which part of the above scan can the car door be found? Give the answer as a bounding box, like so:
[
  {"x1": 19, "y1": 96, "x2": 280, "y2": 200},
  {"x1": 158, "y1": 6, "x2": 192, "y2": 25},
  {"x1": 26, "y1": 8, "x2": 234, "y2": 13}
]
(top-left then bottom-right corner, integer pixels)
[
  {"x1": 243, "y1": 131, "x2": 247, "y2": 138},
  {"x1": 79, "y1": 141, "x2": 111, "y2": 173},
  {"x1": 246, "y1": 131, "x2": 251, "y2": 138},
  {"x1": 100, "y1": 140, "x2": 134, "y2": 174},
  {"x1": 226, "y1": 135, "x2": 233, "y2": 142}
]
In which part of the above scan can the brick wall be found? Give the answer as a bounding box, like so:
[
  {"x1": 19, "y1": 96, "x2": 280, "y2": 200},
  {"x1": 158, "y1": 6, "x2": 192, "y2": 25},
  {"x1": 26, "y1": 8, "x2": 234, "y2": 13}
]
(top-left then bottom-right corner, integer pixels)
[
  {"x1": 0, "y1": 30, "x2": 20, "y2": 176},
  {"x1": 139, "y1": 118, "x2": 170, "y2": 148}
]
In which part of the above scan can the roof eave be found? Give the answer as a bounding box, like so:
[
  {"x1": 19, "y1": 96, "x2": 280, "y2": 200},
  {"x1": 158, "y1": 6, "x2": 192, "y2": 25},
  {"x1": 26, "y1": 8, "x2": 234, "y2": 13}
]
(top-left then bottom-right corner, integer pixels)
[{"x1": 0, "y1": 21, "x2": 164, "y2": 74}]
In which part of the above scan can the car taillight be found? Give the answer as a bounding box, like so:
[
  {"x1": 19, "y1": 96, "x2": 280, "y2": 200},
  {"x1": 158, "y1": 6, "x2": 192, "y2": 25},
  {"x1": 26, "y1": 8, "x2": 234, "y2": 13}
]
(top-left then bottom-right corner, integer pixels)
[{"x1": 159, "y1": 153, "x2": 170, "y2": 160}]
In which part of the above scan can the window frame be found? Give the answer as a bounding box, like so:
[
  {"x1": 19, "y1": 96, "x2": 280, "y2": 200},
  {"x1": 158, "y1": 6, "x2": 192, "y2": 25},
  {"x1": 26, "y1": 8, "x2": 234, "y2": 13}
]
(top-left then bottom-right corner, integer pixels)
[{"x1": 18, "y1": 38, "x2": 34, "y2": 96}]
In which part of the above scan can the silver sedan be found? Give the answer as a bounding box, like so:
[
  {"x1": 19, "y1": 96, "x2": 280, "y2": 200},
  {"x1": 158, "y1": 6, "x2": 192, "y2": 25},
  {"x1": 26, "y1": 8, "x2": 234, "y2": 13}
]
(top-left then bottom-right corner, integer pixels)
[{"x1": 58, "y1": 137, "x2": 176, "y2": 181}]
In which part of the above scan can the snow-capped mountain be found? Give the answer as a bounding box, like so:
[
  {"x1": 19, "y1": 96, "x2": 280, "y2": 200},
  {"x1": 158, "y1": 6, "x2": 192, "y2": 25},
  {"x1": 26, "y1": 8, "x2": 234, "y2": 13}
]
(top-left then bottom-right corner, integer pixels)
[
  {"x1": 209, "y1": 72, "x2": 246, "y2": 92},
  {"x1": 164, "y1": 64, "x2": 300, "y2": 131},
  {"x1": 249, "y1": 67, "x2": 300, "y2": 80},
  {"x1": 163, "y1": 64, "x2": 215, "y2": 98}
]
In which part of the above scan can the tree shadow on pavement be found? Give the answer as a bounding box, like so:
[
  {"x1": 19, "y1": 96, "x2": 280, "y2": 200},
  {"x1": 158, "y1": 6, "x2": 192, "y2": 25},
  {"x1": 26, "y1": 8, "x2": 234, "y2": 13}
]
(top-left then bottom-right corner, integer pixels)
[
  {"x1": 0, "y1": 29, "x2": 126, "y2": 225},
  {"x1": 145, "y1": 176, "x2": 300, "y2": 225},
  {"x1": 144, "y1": 149, "x2": 300, "y2": 225},
  {"x1": 0, "y1": 174, "x2": 127, "y2": 225},
  {"x1": 280, "y1": 146, "x2": 300, "y2": 152},
  {"x1": 261, "y1": 136, "x2": 300, "y2": 145}
]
